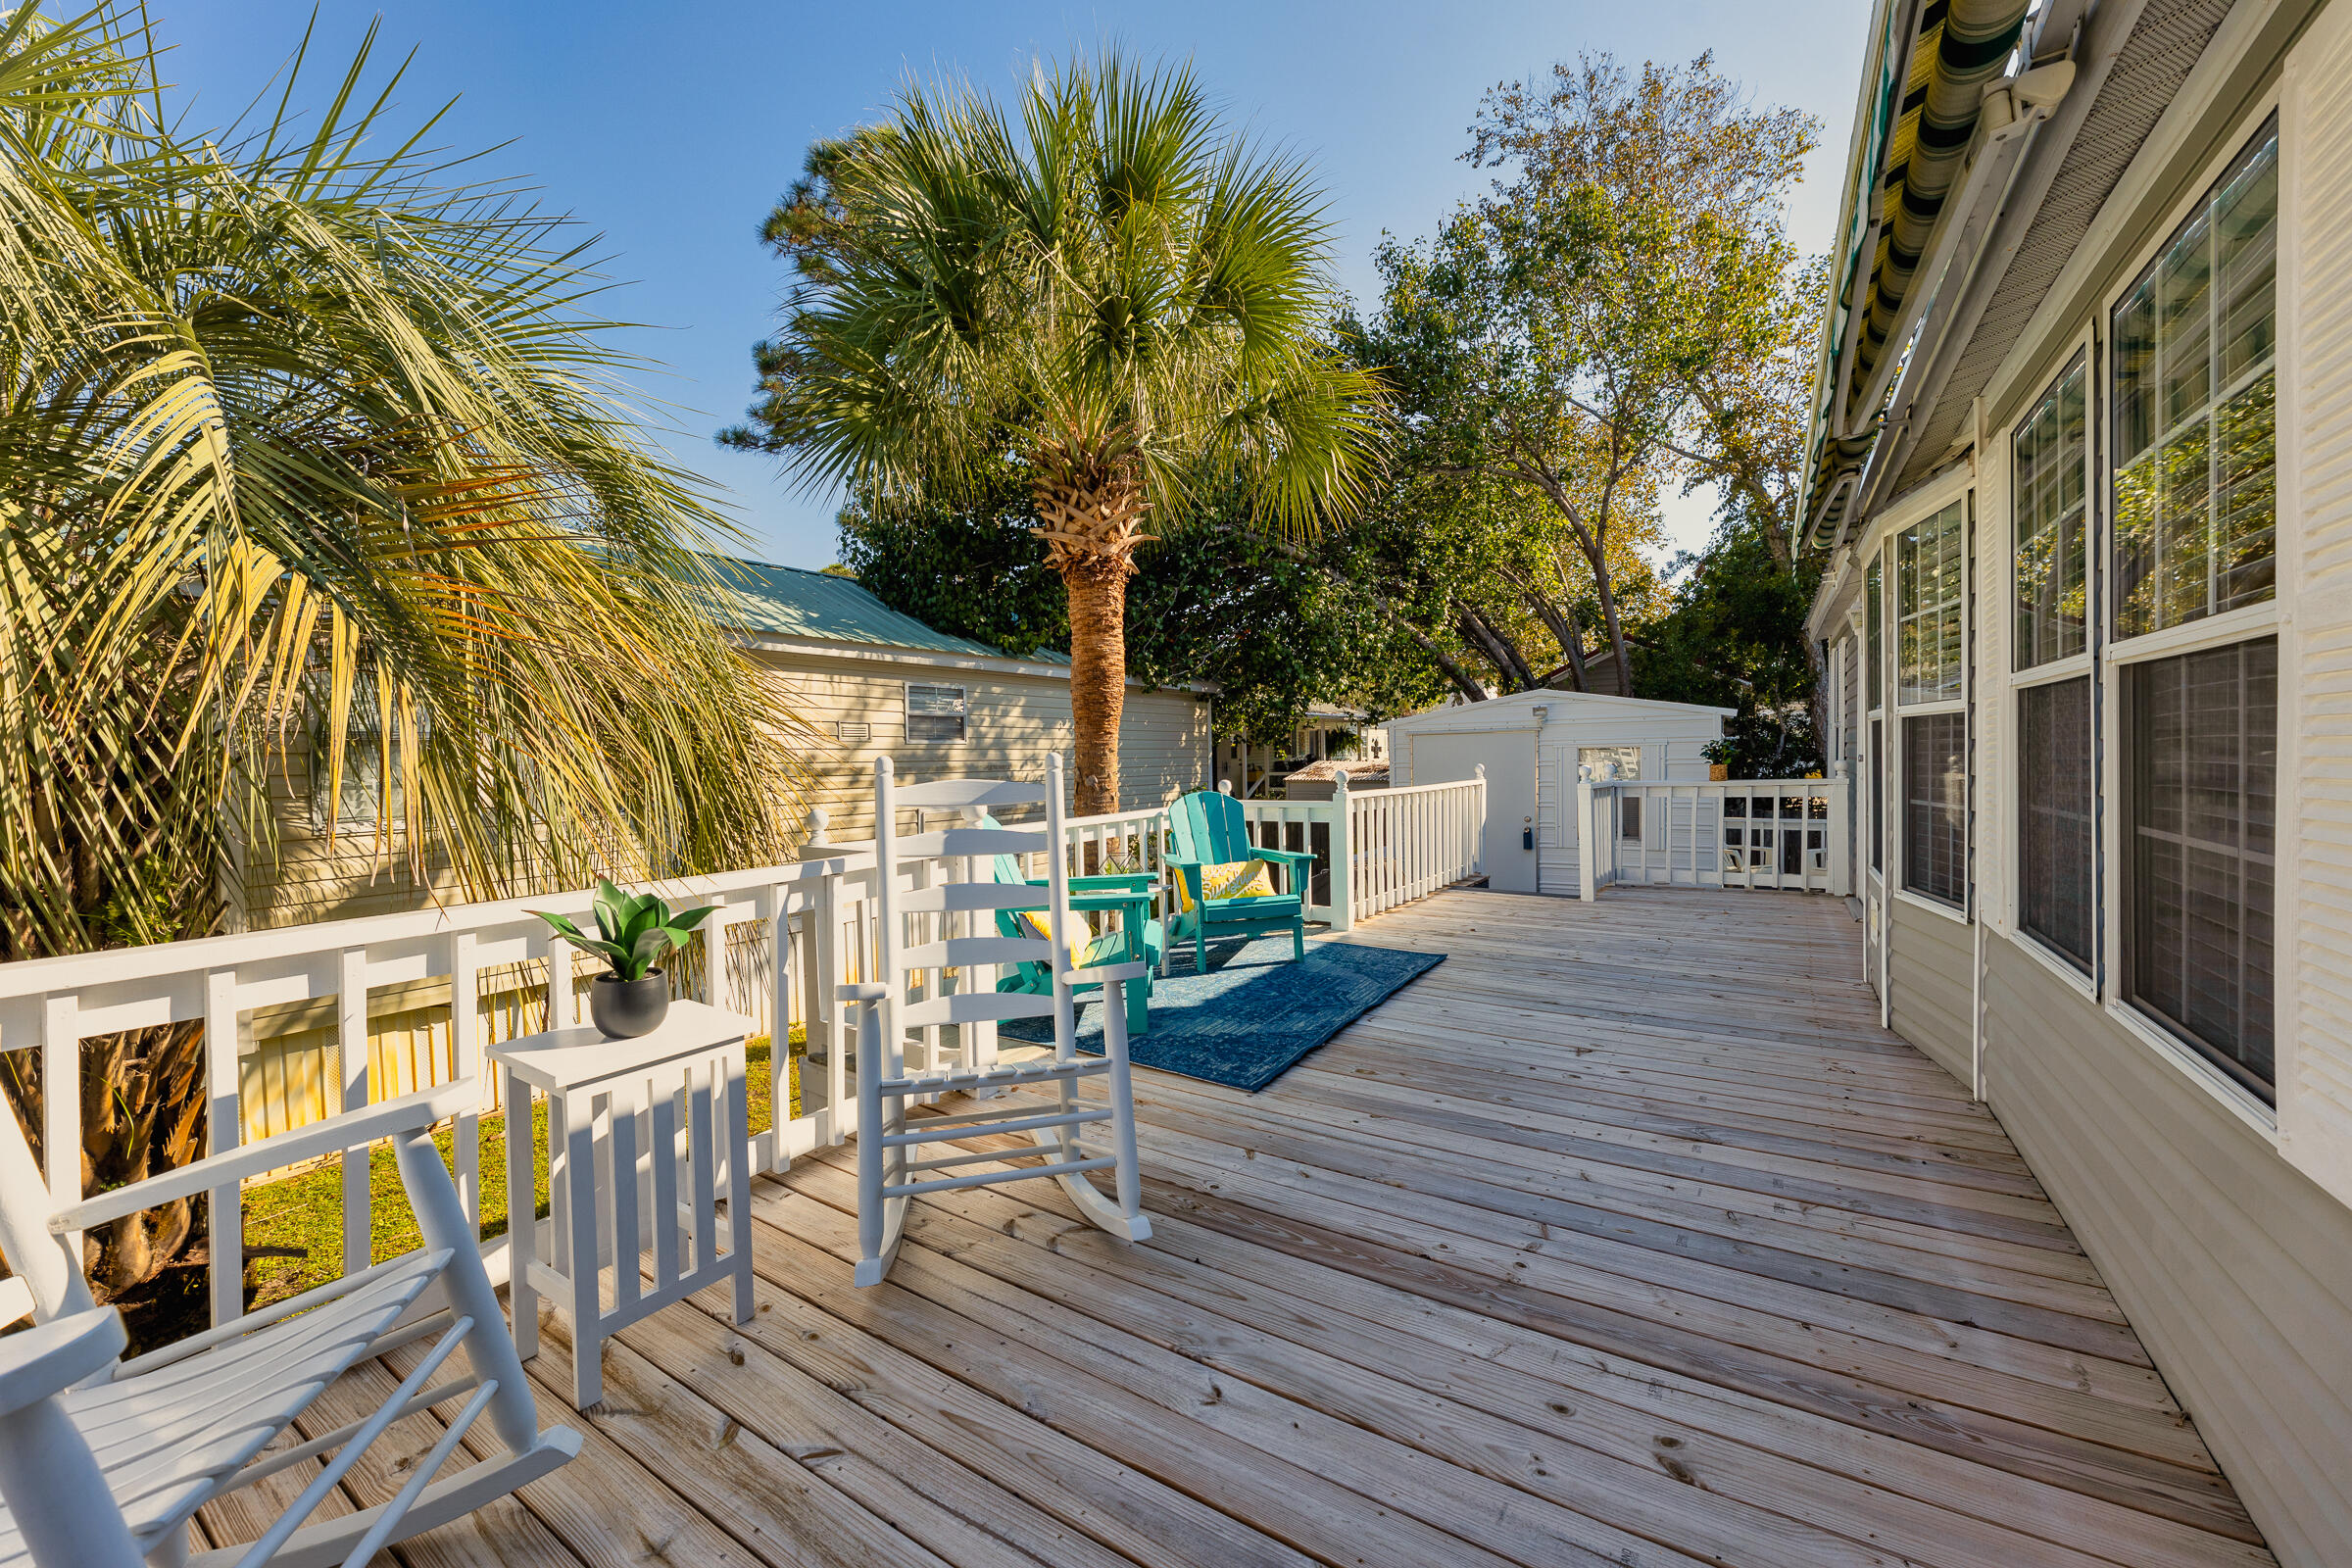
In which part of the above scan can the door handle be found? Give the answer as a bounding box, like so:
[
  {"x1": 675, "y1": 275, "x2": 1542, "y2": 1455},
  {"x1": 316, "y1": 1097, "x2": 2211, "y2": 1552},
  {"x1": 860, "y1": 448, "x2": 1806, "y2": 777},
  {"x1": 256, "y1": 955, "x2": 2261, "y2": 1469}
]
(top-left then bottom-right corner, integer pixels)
[{"x1": 1523, "y1": 815, "x2": 1534, "y2": 852}]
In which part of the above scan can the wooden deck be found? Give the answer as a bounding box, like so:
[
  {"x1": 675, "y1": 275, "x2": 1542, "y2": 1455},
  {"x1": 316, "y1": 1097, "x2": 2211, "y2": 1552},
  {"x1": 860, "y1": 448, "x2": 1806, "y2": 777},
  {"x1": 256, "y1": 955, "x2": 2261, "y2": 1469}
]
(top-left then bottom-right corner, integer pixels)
[{"x1": 209, "y1": 887, "x2": 2274, "y2": 1568}]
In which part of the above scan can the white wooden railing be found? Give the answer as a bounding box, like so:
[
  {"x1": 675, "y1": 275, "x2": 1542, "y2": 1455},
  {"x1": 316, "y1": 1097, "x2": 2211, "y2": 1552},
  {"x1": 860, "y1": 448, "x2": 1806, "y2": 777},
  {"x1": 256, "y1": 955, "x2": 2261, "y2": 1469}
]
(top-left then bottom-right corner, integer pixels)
[
  {"x1": 1575, "y1": 771, "x2": 1851, "y2": 900},
  {"x1": 1341, "y1": 772, "x2": 1491, "y2": 922},
  {"x1": 0, "y1": 839, "x2": 935, "y2": 1332},
  {"x1": 1, "y1": 769, "x2": 1488, "y2": 1339}
]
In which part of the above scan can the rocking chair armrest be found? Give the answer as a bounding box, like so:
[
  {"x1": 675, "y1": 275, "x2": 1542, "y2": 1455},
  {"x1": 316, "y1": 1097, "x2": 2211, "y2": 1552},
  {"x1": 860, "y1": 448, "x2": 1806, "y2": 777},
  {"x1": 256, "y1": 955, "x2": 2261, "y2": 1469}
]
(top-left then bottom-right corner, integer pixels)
[
  {"x1": 1061, "y1": 960, "x2": 1148, "y2": 987},
  {"x1": 837, "y1": 982, "x2": 889, "y2": 1004},
  {"x1": 0, "y1": 1306, "x2": 123, "y2": 1418},
  {"x1": 50, "y1": 1080, "x2": 477, "y2": 1236}
]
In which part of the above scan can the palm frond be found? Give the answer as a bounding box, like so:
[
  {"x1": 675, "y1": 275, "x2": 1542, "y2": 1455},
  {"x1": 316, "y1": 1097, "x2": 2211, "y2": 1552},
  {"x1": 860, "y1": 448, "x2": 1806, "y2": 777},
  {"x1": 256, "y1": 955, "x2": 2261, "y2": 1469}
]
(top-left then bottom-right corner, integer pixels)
[{"x1": 0, "y1": 3, "x2": 809, "y2": 957}]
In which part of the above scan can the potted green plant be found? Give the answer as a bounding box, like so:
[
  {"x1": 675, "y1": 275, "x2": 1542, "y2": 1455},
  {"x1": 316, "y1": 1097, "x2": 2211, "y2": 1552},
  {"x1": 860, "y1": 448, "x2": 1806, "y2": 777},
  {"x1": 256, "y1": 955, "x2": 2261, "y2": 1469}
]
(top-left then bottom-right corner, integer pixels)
[
  {"x1": 529, "y1": 880, "x2": 716, "y2": 1038},
  {"x1": 1700, "y1": 738, "x2": 1738, "y2": 783}
]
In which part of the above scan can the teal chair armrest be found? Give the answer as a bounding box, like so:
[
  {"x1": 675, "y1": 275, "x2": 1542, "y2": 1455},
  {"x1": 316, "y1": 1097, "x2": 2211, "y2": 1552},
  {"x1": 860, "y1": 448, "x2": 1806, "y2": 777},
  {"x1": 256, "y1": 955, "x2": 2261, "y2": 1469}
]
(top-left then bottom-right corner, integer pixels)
[
  {"x1": 1249, "y1": 847, "x2": 1318, "y2": 867},
  {"x1": 1067, "y1": 873, "x2": 1157, "y2": 891}
]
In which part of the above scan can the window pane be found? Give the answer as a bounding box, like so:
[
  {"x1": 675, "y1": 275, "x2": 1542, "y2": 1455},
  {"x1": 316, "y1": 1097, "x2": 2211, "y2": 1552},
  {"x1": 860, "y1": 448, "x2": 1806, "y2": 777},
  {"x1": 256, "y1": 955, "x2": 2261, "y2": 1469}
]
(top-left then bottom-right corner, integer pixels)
[
  {"x1": 2156, "y1": 212, "x2": 2213, "y2": 430},
  {"x1": 906, "y1": 682, "x2": 967, "y2": 743},
  {"x1": 1897, "y1": 502, "x2": 1965, "y2": 704},
  {"x1": 2014, "y1": 361, "x2": 2088, "y2": 668},
  {"x1": 2216, "y1": 370, "x2": 2277, "y2": 613},
  {"x1": 2113, "y1": 282, "x2": 2155, "y2": 466},
  {"x1": 2214, "y1": 132, "x2": 2278, "y2": 385},
  {"x1": 2110, "y1": 119, "x2": 2278, "y2": 640},
  {"x1": 1867, "y1": 554, "x2": 1883, "y2": 710},
  {"x1": 2126, "y1": 637, "x2": 2276, "y2": 1099},
  {"x1": 2019, "y1": 678, "x2": 2094, "y2": 969},
  {"x1": 1903, "y1": 711, "x2": 1967, "y2": 906}
]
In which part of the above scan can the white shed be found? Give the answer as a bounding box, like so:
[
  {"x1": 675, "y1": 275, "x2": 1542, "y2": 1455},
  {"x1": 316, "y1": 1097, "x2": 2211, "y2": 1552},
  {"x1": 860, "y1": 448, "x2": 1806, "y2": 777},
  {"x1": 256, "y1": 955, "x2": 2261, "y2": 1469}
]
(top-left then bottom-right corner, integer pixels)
[{"x1": 1387, "y1": 690, "x2": 1733, "y2": 896}]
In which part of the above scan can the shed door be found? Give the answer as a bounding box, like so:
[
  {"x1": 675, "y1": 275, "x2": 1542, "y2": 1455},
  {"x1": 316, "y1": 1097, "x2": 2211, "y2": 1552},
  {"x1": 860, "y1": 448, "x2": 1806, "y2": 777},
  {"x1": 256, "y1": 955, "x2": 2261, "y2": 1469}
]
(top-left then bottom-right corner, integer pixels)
[{"x1": 1411, "y1": 730, "x2": 1537, "y2": 893}]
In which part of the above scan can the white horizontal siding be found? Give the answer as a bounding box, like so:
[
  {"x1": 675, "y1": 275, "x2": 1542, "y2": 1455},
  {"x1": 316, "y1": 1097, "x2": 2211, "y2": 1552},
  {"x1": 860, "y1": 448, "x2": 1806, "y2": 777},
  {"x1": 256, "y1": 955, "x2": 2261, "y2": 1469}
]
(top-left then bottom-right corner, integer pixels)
[{"x1": 752, "y1": 651, "x2": 1210, "y2": 842}]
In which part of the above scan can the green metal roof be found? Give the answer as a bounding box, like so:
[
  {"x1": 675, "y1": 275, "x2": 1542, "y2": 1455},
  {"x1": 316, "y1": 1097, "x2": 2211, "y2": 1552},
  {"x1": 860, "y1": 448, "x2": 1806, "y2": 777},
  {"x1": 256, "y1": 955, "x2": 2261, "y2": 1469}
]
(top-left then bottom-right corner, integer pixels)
[{"x1": 710, "y1": 558, "x2": 1009, "y2": 658}]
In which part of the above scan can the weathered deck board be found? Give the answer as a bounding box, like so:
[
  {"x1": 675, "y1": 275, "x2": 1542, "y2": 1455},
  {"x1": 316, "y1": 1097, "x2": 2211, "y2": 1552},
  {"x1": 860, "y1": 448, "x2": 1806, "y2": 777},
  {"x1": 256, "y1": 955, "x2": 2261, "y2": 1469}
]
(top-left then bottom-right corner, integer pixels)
[{"x1": 297, "y1": 886, "x2": 2271, "y2": 1568}]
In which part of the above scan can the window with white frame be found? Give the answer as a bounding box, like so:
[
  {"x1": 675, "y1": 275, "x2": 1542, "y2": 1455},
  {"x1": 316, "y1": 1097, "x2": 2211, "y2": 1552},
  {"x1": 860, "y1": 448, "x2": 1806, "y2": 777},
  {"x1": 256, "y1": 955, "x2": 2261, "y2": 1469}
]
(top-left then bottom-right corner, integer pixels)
[
  {"x1": 2015, "y1": 357, "x2": 2089, "y2": 668},
  {"x1": 2013, "y1": 353, "x2": 2097, "y2": 972},
  {"x1": 905, "y1": 682, "x2": 967, "y2": 743},
  {"x1": 2104, "y1": 113, "x2": 2280, "y2": 1103},
  {"x1": 2121, "y1": 639, "x2": 2276, "y2": 1099},
  {"x1": 308, "y1": 700, "x2": 409, "y2": 830},
  {"x1": 1896, "y1": 502, "x2": 1965, "y2": 704},
  {"x1": 1580, "y1": 745, "x2": 1642, "y2": 840},
  {"x1": 1896, "y1": 501, "x2": 1967, "y2": 907},
  {"x1": 2019, "y1": 678, "x2": 2094, "y2": 970},
  {"x1": 1867, "y1": 551, "x2": 1884, "y2": 876},
  {"x1": 2110, "y1": 118, "x2": 2277, "y2": 639}
]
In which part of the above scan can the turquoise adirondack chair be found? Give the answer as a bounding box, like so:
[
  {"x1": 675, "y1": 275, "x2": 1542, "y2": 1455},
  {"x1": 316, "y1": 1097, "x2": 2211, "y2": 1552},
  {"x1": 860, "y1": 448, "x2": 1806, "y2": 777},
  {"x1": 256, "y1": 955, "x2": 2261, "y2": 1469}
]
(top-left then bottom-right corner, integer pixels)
[
  {"x1": 975, "y1": 813, "x2": 1161, "y2": 1036},
  {"x1": 1164, "y1": 789, "x2": 1315, "y2": 976}
]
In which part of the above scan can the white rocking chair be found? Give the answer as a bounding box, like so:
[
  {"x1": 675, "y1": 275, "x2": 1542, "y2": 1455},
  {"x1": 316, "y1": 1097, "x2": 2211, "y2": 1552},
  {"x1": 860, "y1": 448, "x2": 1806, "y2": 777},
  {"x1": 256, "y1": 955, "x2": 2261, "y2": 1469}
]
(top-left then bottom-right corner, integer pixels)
[
  {"x1": 844, "y1": 754, "x2": 1152, "y2": 1286},
  {"x1": 0, "y1": 1080, "x2": 579, "y2": 1567}
]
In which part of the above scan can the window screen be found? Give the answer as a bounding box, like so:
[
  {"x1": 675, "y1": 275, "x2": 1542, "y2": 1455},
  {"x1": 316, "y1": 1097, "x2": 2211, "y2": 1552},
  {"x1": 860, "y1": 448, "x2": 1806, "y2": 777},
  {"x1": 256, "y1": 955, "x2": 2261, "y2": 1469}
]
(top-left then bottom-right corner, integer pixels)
[
  {"x1": 906, "y1": 683, "x2": 967, "y2": 743},
  {"x1": 2019, "y1": 678, "x2": 2094, "y2": 970},
  {"x1": 1896, "y1": 503, "x2": 1966, "y2": 704},
  {"x1": 2112, "y1": 119, "x2": 2277, "y2": 640},
  {"x1": 2125, "y1": 637, "x2": 2276, "y2": 1099},
  {"x1": 1903, "y1": 712, "x2": 1966, "y2": 906},
  {"x1": 2015, "y1": 361, "x2": 2088, "y2": 668},
  {"x1": 1866, "y1": 553, "x2": 1884, "y2": 710}
]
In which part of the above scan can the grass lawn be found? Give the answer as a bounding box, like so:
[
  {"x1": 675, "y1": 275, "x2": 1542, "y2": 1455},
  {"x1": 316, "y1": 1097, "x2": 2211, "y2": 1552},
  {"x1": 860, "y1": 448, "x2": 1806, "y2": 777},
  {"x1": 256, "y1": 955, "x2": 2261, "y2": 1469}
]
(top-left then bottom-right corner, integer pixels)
[{"x1": 239, "y1": 1028, "x2": 800, "y2": 1311}]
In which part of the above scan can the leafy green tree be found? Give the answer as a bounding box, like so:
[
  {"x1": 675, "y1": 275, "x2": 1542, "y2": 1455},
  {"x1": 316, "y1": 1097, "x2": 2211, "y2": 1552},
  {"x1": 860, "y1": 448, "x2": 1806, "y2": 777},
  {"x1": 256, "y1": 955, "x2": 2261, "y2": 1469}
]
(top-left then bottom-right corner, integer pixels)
[
  {"x1": 1124, "y1": 518, "x2": 1443, "y2": 742},
  {"x1": 724, "y1": 53, "x2": 1385, "y2": 813},
  {"x1": 835, "y1": 471, "x2": 1070, "y2": 661},
  {"x1": 1358, "y1": 52, "x2": 1821, "y2": 706},
  {"x1": 1638, "y1": 520, "x2": 1822, "y2": 774},
  {"x1": 838, "y1": 482, "x2": 1439, "y2": 747}
]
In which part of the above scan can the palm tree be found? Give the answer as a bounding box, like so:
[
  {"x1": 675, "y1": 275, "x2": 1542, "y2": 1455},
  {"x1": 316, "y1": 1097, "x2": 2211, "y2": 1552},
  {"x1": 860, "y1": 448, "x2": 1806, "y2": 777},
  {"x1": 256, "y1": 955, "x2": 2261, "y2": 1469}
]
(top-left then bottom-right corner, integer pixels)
[
  {"x1": 734, "y1": 53, "x2": 1385, "y2": 813},
  {"x1": 0, "y1": 7, "x2": 806, "y2": 1294}
]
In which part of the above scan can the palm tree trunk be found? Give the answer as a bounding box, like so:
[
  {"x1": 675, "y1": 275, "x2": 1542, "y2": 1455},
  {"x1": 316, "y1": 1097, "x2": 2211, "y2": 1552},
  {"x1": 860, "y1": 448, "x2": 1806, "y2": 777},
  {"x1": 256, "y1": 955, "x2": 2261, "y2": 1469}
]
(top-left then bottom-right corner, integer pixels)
[{"x1": 1062, "y1": 561, "x2": 1127, "y2": 816}]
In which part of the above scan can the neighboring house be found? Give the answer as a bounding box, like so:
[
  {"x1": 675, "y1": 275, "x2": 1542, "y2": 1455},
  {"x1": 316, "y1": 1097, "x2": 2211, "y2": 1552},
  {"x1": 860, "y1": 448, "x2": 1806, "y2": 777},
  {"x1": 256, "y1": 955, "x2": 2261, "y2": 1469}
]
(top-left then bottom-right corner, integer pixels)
[
  {"x1": 714, "y1": 560, "x2": 1215, "y2": 841},
  {"x1": 1799, "y1": 3, "x2": 2352, "y2": 1558},
  {"x1": 1387, "y1": 689, "x2": 1729, "y2": 895},
  {"x1": 1213, "y1": 704, "x2": 1389, "y2": 801}
]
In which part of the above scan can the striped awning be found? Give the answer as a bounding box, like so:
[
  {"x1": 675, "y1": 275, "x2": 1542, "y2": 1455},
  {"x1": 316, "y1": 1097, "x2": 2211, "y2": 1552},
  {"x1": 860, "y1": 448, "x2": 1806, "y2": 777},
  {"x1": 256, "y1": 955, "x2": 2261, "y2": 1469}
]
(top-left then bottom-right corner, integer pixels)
[{"x1": 1801, "y1": 0, "x2": 2033, "y2": 548}]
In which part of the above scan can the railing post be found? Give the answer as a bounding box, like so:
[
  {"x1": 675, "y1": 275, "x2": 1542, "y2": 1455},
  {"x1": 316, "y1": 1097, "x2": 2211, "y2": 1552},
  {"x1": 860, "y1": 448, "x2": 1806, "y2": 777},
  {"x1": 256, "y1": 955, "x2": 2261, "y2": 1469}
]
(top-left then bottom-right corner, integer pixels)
[
  {"x1": 202, "y1": 968, "x2": 241, "y2": 1328},
  {"x1": 1576, "y1": 775, "x2": 1596, "y2": 903},
  {"x1": 1829, "y1": 764, "x2": 1852, "y2": 898},
  {"x1": 1328, "y1": 769, "x2": 1355, "y2": 932},
  {"x1": 1473, "y1": 764, "x2": 1488, "y2": 877}
]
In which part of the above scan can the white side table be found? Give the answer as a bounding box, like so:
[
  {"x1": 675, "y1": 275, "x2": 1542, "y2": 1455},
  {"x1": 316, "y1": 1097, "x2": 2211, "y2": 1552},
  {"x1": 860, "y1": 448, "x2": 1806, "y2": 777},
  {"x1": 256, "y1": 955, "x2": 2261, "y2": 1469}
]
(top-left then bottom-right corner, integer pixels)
[{"x1": 490, "y1": 1000, "x2": 758, "y2": 1407}]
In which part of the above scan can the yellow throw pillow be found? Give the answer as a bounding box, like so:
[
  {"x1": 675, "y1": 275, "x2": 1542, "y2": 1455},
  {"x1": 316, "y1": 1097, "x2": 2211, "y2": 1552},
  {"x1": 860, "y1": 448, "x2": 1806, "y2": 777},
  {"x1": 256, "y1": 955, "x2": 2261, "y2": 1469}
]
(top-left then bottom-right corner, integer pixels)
[
  {"x1": 1174, "y1": 858, "x2": 1278, "y2": 912},
  {"x1": 1013, "y1": 907, "x2": 1095, "y2": 948},
  {"x1": 1011, "y1": 909, "x2": 1126, "y2": 968}
]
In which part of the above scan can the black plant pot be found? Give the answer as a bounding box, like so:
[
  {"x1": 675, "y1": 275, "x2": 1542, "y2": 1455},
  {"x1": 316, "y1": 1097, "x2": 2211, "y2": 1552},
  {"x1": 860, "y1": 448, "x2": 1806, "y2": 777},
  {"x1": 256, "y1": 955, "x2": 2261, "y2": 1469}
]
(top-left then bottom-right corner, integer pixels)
[{"x1": 589, "y1": 969, "x2": 670, "y2": 1039}]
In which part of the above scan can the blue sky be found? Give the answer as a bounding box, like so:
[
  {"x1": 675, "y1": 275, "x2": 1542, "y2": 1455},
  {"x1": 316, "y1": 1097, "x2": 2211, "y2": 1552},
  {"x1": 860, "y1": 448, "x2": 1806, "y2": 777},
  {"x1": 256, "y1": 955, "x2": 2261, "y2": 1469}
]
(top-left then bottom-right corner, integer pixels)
[{"x1": 172, "y1": 1, "x2": 1870, "y2": 568}]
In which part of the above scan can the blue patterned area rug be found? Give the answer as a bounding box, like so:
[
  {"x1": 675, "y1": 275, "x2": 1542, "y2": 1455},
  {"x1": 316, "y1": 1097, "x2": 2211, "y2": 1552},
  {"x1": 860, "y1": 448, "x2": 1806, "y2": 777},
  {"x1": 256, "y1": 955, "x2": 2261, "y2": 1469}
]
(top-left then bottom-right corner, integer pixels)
[{"x1": 1003, "y1": 934, "x2": 1446, "y2": 1092}]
